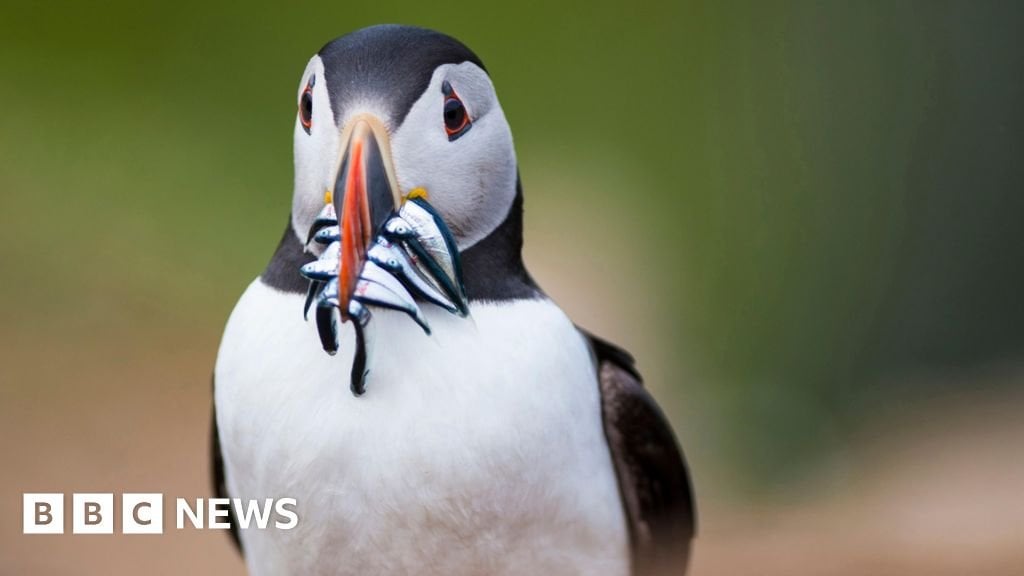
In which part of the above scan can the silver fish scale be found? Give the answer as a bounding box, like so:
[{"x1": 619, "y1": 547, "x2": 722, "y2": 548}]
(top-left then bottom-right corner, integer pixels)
[
  {"x1": 398, "y1": 201, "x2": 459, "y2": 284},
  {"x1": 368, "y1": 239, "x2": 458, "y2": 313}
]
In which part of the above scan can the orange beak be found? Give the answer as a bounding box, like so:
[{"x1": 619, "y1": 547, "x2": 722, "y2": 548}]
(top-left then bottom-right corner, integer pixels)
[{"x1": 332, "y1": 116, "x2": 402, "y2": 321}]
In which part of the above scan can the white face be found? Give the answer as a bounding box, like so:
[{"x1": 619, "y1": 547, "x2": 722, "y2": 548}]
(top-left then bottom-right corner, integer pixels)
[{"x1": 291, "y1": 56, "x2": 518, "y2": 251}]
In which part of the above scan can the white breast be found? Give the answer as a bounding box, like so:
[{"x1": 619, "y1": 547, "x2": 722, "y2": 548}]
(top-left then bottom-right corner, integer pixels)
[{"x1": 215, "y1": 279, "x2": 629, "y2": 576}]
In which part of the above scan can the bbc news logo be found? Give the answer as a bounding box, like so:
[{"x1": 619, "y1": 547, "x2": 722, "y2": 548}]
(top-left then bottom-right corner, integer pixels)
[{"x1": 23, "y1": 493, "x2": 298, "y2": 534}]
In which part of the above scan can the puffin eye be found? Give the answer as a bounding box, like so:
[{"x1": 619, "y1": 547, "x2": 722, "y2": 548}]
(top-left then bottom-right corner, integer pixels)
[
  {"x1": 299, "y1": 79, "x2": 314, "y2": 134},
  {"x1": 442, "y1": 80, "x2": 471, "y2": 141}
]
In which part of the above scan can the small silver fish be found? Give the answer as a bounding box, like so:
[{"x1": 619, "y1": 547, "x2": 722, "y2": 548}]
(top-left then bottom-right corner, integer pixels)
[
  {"x1": 300, "y1": 195, "x2": 467, "y2": 395},
  {"x1": 313, "y1": 225, "x2": 341, "y2": 245},
  {"x1": 299, "y1": 258, "x2": 339, "y2": 282},
  {"x1": 353, "y1": 271, "x2": 429, "y2": 334},
  {"x1": 367, "y1": 239, "x2": 459, "y2": 313}
]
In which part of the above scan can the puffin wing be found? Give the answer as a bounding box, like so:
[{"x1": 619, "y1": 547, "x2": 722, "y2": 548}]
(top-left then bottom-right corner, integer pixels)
[
  {"x1": 584, "y1": 331, "x2": 696, "y2": 576},
  {"x1": 211, "y1": 374, "x2": 242, "y2": 553}
]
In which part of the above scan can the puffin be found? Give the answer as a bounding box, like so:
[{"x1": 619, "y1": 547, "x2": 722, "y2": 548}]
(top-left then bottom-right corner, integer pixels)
[{"x1": 212, "y1": 24, "x2": 695, "y2": 576}]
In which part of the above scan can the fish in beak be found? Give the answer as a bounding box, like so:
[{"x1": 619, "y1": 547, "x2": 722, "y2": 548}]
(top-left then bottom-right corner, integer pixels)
[{"x1": 299, "y1": 115, "x2": 469, "y2": 395}]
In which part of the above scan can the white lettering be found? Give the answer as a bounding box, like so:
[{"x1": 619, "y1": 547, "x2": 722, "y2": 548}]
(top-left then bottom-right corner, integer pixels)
[
  {"x1": 176, "y1": 498, "x2": 204, "y2": 529},
  {"x1": 208, "y1": 498, "x2": 232, "y2": 529},
  {"x1": 233, "y1": 498, "x2": 274, "y2": 530},
  {"x1": 274, "y1": 498, "x2": 298, "y2": 529}
]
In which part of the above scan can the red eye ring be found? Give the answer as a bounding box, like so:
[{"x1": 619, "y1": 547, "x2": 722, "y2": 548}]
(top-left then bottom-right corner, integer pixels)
[
  {"x1": 299, "y1": 82, "x2": 314, "y2": 133},
  {"x1": 442, "y1": 81, "x2": 472, "y2": 141}
]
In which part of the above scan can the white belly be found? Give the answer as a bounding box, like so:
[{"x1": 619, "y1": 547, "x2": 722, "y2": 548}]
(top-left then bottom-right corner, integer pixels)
[{"x1": 214, "y1": 279, "x2": 629, "y2": 576}]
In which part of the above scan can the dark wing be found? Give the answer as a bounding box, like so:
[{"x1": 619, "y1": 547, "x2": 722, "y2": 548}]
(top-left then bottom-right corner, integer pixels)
[
  {"x1": 211, "y1": 374, "x2": 242, "y2": 553},
  {"x1": 584, "y1": 331, "x2": 696, "y2": 576}
]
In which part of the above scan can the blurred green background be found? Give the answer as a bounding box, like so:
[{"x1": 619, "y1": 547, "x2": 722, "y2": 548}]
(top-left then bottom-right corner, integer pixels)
[{"x1": 2, "y1": 1, "x2": 1022, "y2": 574}]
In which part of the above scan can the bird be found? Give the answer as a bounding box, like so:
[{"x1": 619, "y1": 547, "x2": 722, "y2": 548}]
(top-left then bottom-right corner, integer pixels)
[{"x1": 212, "y1": 24, "x2": 695, "y2": 576}]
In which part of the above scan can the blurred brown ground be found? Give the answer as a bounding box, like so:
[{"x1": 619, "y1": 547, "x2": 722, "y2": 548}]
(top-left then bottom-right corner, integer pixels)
[{"x1": 2, "y1": 322, "x2": 1021, "y2": 575}]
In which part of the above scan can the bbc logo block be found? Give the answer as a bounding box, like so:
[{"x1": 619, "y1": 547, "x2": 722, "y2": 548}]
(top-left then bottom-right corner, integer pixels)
[
  {"x1": 23, "y1": 494, "x2": 64, "y2": 534},
  {"x1": 23, "y1": 493, "x2": 164, "y2": 535},
  {"x1": 72, "y1": 493, "x2": 114, "y2": 534},
  {"x1": 122, "y1": 493, "x2": 163, "y2": 534}
]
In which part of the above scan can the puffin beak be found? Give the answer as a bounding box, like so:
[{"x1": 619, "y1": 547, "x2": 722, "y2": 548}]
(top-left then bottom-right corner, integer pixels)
[{"x1": 332, "y1": 115, "x2": 403, "y2": 321}]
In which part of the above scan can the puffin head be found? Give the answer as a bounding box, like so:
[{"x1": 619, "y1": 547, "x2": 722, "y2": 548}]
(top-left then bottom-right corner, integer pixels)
[{"x1": 288, "y1": 25, "x2": 530, "y2": 303}]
